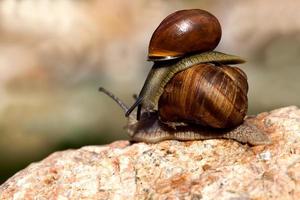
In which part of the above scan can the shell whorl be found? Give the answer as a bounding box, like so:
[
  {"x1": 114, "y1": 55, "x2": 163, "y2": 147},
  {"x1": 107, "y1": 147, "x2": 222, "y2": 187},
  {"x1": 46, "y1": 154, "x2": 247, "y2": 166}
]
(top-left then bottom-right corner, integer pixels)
[{"x1": 158, "y1": 63, "x2": 248, "y2": 128}]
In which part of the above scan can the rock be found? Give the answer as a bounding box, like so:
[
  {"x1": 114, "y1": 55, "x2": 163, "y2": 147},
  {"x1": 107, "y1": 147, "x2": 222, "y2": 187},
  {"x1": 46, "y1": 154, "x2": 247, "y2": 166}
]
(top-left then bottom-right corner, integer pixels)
[{"x1": 1, "y1": 106, "x2": 300, "y2": 199}]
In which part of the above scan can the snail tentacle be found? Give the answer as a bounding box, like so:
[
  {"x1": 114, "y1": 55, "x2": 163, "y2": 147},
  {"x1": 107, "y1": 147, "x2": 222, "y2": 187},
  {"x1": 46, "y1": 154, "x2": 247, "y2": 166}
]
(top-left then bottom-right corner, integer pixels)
[{"x1": 99, "y1": 87, "x2": 131, "y2": 115}]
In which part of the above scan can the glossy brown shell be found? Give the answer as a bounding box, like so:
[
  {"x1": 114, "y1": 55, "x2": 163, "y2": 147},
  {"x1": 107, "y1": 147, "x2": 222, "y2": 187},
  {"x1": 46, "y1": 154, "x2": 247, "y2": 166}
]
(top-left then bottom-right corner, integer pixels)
[
  {"x1": 158, "y1": 64, "x2": 248, "y2": 128},
  {"x1": 148, "y1": 9, "x2": 222, "y2": 61}
]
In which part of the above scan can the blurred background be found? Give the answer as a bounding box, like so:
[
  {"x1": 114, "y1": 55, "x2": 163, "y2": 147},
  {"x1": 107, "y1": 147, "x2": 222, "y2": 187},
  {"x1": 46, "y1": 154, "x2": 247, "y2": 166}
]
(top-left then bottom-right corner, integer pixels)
[{"x1": 0, "y1": 0, "x2": 299, "y2": 183}]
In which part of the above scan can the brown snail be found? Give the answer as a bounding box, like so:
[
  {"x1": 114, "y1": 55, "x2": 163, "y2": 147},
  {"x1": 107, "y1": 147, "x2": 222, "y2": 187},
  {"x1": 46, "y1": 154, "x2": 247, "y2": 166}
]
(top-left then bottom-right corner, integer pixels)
[
  {"x1": 148, "y1": 9, "x2": 222, "y2": 61},
  {"x1": 99, "y1": 9, "x2": 271, "y2": 145}
]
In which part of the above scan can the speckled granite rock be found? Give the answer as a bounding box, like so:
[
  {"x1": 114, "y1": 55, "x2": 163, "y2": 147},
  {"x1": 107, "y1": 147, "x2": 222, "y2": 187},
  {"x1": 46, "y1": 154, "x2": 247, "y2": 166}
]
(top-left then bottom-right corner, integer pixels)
[{"x1": 1, "y1": 106, "x2": 300, "y2": 200}]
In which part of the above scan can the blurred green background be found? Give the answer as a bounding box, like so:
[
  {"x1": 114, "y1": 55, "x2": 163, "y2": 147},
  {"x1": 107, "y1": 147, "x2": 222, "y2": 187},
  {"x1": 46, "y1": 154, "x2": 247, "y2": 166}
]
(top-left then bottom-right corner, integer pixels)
[{"x1": 0, "y1": 0, "x2": 299, "y2": 183}]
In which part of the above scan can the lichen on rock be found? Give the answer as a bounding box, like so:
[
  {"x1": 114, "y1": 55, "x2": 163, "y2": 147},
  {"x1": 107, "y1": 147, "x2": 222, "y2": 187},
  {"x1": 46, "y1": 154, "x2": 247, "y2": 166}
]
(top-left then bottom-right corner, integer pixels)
[{"x1": 1, "y1": 106, "x2": 300, "y2": 199}]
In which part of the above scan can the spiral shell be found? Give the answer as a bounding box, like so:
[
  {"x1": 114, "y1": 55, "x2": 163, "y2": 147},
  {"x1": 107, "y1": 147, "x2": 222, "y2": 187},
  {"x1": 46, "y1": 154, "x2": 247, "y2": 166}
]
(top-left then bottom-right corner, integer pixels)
[{"x1": 158, "y1": 63, "x2": 248, "y2": 128}]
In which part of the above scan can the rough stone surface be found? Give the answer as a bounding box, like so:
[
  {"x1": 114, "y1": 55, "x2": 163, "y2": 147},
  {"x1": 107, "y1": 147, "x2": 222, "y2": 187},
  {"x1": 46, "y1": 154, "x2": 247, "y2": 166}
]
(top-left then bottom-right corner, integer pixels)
[{"x1": 1, "y1": 106, "x2": 300, "y2": 199}]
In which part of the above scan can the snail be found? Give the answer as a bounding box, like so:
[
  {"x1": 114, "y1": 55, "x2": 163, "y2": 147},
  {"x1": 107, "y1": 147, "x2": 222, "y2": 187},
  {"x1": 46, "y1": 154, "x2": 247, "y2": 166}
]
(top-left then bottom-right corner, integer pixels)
[
  {"x1": 99, "y1": 9, "x2": 271, "y2": 145},
  {"x1": 125, "y1": 9, "x2": 244, "y2": 119}
]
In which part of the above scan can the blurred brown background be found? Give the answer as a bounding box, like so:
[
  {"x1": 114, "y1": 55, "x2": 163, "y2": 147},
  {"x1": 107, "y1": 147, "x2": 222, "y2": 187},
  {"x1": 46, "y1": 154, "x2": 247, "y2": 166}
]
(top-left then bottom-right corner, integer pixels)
[{"x1": 0, "y1": 0, "x2": 299, "y2": 183}]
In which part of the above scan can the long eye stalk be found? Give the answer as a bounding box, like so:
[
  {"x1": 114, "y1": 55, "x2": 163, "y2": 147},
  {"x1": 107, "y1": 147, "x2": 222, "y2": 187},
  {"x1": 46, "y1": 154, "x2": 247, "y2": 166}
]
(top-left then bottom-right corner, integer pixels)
[
  {"x1": 125, "y1": 97, "x2": 143, "y2": 119},
  {"x1": 98, "y1": 87, "x2": 129, "y2": 113}
]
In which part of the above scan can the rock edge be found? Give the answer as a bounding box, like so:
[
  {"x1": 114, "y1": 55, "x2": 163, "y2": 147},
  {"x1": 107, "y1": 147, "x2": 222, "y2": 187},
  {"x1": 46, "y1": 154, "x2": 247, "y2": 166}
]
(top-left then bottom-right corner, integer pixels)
[{"x1": 1, "y1": 106, "x2": 300, "y2": 199}]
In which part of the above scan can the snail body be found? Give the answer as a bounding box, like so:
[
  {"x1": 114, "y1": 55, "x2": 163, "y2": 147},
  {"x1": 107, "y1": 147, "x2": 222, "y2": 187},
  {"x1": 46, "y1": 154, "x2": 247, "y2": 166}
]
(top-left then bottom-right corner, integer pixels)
[
  {"x1": 126, "y1": 111, "x2": 269, "y2": 145},
  {"x1": 99, "y1": 9, "x2": 271, "y2": 145}
]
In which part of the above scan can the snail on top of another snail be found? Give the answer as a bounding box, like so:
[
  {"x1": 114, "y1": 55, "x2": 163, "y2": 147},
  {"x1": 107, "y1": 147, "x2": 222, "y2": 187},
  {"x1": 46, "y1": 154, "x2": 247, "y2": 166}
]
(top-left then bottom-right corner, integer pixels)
[{"x1": 99, "y1": 9, "x2": 271, "y2": 145}]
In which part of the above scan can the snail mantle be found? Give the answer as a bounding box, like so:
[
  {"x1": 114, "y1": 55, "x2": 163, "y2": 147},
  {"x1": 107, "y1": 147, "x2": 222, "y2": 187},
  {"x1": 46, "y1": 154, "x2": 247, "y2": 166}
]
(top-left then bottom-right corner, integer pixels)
[{"x1": 1, "y1": 106, "x2": 300, "y2": 200}]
